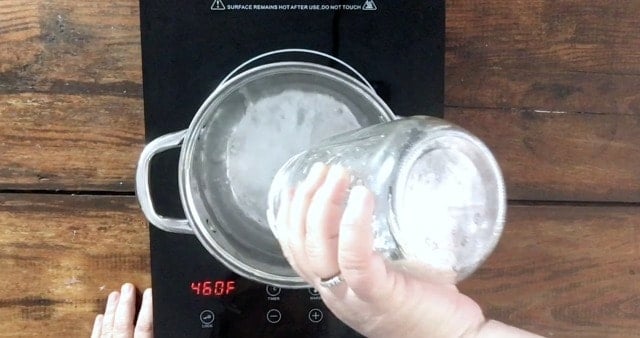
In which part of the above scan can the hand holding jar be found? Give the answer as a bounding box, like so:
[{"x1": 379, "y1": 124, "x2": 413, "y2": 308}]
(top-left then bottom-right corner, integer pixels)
[{"x1": 271, "y1": 159, "x2": 540, "y2": 337}]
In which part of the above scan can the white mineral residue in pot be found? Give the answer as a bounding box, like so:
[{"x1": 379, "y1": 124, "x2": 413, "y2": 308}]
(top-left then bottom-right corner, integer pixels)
[{"x1": 226, "y1": 89, "x2": 361, "y2": 227}]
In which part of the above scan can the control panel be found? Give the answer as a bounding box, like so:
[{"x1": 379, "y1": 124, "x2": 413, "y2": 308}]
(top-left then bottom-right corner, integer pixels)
[{"x1": 149, "y1": 227, "x2": 363, "y2": 337}]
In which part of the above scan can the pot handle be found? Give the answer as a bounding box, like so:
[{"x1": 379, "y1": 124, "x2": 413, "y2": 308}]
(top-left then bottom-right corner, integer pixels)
[
  {"x1": 219, "y1": 48, "x2": 376, "y2": 93},
  {"x1": 135, "y1": 130, "x2": 193, "y2": 234}
]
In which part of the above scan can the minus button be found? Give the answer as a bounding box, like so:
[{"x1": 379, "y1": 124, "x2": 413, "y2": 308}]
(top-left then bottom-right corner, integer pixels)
[{"x1": 266, "y1": 309, "x2": 282, "y2": 324}]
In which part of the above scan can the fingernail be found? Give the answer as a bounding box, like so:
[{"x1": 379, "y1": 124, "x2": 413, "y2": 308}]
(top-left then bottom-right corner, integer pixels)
[
  {"x1": 326, "y1": 165, "x2": 347, "y2": 183},
  {"x1": 108, "y1": 291, "x2": 119, "y2": 303},
  {"x1": 306, "y1": 162, "x2": 325, "y2": 179},
  {"x1": 349, "y1": 185, "x2": 369, "y2": 203},
  {"x1": 344, "y1": 186, "x2": 371, "y2": 219},
  {"x1": 142, "y1": 288, "x2": 153, "y2": 305},
  {"x1": 121, "y1": 283, "x2": 133, "y2": 295},
  {"x1": 279, "y1": 189, "x2": 292, "y2": 203}
]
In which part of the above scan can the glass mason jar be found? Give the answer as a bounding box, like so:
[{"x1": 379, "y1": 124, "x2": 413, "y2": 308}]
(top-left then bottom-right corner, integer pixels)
[{"x1": 266, "y1": 116, "x2": 506, "y2": 283}]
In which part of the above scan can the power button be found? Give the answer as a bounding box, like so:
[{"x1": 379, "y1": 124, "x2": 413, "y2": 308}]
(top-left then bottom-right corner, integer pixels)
[{"x1": 200, "y1": 310, "x2": 215, "y2": 328}]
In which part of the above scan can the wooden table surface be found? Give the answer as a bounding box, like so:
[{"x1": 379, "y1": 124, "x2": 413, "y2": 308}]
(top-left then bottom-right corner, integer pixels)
[{"x1": 1, "y1": 1, "x2": 638, "y2": 337}]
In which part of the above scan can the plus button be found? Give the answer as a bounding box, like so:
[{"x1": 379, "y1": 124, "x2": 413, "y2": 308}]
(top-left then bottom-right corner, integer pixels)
[{"x1": 308, "y1": 308, "x2": 324, "y2": 323}]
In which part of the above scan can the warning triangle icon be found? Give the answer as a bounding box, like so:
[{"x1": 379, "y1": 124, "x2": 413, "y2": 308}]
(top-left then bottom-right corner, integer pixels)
[
  {"x1": 363, "y1": 0, "x2": 377, "y2": 11},
  {"x1": 211, "y1": 0, "x2": 226, "y2": 10}
]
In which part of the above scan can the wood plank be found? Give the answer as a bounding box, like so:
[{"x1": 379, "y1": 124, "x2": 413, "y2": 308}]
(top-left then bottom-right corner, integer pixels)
[
  {"x1": 0, "y1": 1, "x2": 142, "y2": 96},
  {"x1": 0, "y1": 1, "x2": 143, "y2": 191},
  {"x1": 1, "y1": 0, "x2": 639, "y2": 201},
  {"x1": 0, "y1": 195, "x2": 637, "y2": 336},
  {"x1": 447, "y1": 1, "x2": 640, "y2": 74},
  {"x1": 446, "y1": 0, "x2": 640, "y2": 114},
  {"x1": 0, "y1": 93, "x2": 143, "y2": 191},
  {"x1": 444, "y1": 107, "x2": 640, "y2": 202},
  {"x1": 0, "y1": 194, "x2": 150, "y2": 336},
  {"x1": 446, "y1": 68, "x2": 640, "y2": 116},
  {"x1": 460, "y1": 204, "x2": 640, "y2": 338},
  {"x1": 6, "y1": 100, "x2": 635, "y2": 199}
]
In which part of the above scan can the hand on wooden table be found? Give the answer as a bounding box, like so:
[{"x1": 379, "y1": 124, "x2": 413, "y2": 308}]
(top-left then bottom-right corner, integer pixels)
[{"x1": 91, "y1": 283, "x2": 153, "y2": 338}]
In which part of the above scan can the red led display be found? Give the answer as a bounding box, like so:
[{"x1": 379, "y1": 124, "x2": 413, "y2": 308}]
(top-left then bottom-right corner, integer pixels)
[{"x1": 190, "y1": 280, "x2": 236, "y2": 296}]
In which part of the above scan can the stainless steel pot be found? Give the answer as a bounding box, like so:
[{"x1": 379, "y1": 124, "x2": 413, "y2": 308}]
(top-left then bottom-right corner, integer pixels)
[{"x1": 136, "y1": 49, "x2": 395, "y2": 288}]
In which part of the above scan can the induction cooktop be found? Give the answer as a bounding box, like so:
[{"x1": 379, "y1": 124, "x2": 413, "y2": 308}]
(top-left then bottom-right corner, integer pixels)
[{"x1": 139, "y1": 1, "x2": 444, "y2": 336}]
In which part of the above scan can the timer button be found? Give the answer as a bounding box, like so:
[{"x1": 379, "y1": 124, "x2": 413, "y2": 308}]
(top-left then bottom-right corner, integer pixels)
[
  {"x1": 200, "y1": 310, "x2": 215, "y2": 325},
  {"x1": 266, "y1": 309, "x2": 282, "y2": 324},
  {"x1": 266, "y1": 285, "x2": 281, "y2": 297},
  {"x1": 308, "y1": 308, "x2": 323, "y2": 323}
]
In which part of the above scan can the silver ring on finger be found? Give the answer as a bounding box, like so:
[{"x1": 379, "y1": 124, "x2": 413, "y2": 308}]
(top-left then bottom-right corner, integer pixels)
[{"x1": 318, "y1": 273, "x2": 344, "y2": 289}]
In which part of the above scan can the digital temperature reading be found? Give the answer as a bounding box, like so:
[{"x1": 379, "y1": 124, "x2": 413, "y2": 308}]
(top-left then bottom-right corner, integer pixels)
[{"x1": 190, "y1": 280, "x2": 236, "y2": 297}]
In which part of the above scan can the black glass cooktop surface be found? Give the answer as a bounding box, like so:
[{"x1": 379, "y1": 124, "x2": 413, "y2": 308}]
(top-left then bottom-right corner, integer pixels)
[{"x1": 139, "y1": 1, "x2": 444, "y2": 336}]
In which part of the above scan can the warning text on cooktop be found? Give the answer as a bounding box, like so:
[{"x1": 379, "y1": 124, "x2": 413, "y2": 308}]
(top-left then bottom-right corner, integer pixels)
[{"x1": 211, "y1": 0, "x2": 379, "y2": 11}]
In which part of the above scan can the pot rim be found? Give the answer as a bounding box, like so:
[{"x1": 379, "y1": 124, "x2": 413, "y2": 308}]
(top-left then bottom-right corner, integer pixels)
[{"x1": 178, "y1": 61, "x2": 396, "y2": 288}]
